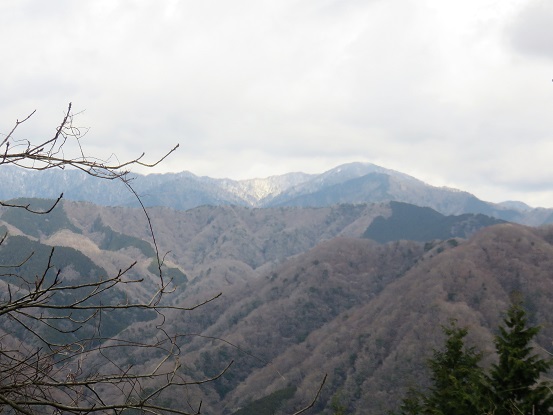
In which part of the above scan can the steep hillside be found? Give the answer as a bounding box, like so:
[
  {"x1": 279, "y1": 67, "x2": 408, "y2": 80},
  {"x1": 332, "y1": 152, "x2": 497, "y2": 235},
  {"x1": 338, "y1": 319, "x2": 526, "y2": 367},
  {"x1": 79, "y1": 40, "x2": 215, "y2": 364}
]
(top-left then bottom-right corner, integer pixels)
[
  {"x1": 60, "y1": 200, "x2": 508, "y2": 291},
  {"x1": 114, "y1": 223, "x2": 553, "y2": 414},
  {"x1": 63, "y1": 202, "x2": 387, "y2": 285},
  {"x1": 3, "y1": 198, "x2": 553, "y2": 414}
]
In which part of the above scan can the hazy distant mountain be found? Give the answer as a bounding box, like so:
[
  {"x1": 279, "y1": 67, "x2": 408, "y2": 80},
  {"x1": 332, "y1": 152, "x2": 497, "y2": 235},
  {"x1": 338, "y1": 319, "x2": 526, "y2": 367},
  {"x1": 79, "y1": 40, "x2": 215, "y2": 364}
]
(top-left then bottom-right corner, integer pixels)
[
  {"x1": 497, "y1": 200, "x2": 533, "y2": 211},
  {"x1": 1, "y1": 162, "x2": 552, "y2": 225},
  {"x1": 263, "y1": 164, "x2": 531, "y2": 223}
]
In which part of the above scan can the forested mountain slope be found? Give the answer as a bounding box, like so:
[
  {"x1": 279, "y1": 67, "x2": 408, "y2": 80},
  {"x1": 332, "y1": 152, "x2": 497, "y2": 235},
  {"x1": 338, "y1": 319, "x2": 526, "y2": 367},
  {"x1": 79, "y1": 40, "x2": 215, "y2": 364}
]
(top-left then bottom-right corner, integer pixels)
[
  {"x1": 166, "y1": 223, "x2": 553, "y2": 414},
  {"x1": 1, "y1": 199, "x2": 553, "y2": 413}
]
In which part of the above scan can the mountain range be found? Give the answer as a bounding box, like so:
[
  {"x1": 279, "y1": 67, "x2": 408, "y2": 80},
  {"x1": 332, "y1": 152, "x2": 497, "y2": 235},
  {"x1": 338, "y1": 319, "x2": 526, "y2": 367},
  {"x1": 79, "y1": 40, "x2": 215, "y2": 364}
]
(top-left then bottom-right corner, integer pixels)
[
  {"x1": 1, "y1": 195, "x2": 552, "y2": 413},
  {"x1": 2, "y1": 161, "x2": 553, "y2": 413},
  {"x1": 1, "y1": 162, "x2": 552, "y2": 225}
]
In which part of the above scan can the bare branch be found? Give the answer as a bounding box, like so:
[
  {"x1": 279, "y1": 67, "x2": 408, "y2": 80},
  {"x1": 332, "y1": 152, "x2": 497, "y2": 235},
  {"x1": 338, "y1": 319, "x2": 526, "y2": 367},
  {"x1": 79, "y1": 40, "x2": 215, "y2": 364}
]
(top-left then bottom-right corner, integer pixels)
[
  {"x1": 291, "y1": 374, "x2": 327, "y2": 415},
  {"x1": 0, "y1": 104, "x2": 323, "y2": 415},
  {"x1": 0, "y1": 193, "x2": 63, "y2": 214}
]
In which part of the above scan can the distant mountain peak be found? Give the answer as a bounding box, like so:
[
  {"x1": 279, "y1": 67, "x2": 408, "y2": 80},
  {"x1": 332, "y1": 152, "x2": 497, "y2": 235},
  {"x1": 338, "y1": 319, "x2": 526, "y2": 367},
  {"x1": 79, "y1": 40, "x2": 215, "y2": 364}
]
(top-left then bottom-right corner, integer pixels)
[
  {"x1": 216, "y1": 172, "x2": 314, "y2": 205},
  {"x1": 0, "y1": 163, "x2": 550, "y2": 226},
  {"x1": 497, "y1": 200, "x2": 533, "y2": 212}
]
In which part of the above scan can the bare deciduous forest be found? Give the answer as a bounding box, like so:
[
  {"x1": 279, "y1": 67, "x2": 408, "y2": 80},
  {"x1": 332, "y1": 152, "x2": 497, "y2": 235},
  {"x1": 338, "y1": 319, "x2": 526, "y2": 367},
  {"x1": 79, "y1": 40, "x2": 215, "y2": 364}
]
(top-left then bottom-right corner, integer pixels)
[{"x1": 2, "y1": 107, "x2": 553, "y2": 414}]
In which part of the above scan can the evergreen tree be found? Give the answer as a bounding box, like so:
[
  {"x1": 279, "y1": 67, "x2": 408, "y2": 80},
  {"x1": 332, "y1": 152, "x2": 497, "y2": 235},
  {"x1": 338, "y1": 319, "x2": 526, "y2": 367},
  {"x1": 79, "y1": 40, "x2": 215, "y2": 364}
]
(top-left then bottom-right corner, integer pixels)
[
  {"x1": 423, "y1": 321, "x2": 486, "y2": 414},
  {"x1": 488, "y1": 302, "x2": 553, "y2": 415},
  {"x1": 395, "y1": 388, "x2": 424, "y2": 415},
  {"x1": 397, "y1": 303, "x2": 553, "y2": 415},
  {"x1": 397, "y1": 321, "x2": 486, "y2": 415}
]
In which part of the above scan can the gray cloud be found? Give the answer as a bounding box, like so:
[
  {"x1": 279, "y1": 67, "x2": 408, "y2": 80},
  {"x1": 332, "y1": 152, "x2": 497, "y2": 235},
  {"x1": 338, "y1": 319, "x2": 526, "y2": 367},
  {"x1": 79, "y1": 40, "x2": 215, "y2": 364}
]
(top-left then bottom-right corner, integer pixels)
[{"x1": 507, "y1": 0, "x2": 553, "y2": 60}]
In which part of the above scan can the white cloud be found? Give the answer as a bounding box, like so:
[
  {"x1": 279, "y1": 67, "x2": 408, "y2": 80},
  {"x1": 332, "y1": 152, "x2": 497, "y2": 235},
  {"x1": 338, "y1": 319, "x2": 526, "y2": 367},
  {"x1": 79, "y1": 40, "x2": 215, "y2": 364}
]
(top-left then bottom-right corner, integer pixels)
[{"x1": 1, "y1": 0, "x2": 552, "y2": 207}]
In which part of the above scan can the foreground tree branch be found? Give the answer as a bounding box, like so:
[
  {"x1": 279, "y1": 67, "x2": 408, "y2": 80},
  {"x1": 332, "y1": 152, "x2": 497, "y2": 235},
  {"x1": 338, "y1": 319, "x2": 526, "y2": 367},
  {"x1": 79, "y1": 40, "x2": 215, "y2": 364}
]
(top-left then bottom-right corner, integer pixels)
[
  {"x1": 1, "y1": 103, "x2": 178, "y2": 212},
  {"x1": 0, "y1": 105, "x2": 323, "y2": 415},
  {"x1": 0, "y1": 105, "x2": 214, "y2": 414}
]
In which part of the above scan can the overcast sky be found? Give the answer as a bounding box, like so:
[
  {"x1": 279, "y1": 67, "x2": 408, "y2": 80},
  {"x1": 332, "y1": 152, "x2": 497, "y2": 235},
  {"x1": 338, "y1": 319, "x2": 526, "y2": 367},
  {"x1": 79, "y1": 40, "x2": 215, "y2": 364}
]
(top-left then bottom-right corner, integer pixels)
[{"x1": 1, "y1": 0, "x2": 553, "y2": 207}]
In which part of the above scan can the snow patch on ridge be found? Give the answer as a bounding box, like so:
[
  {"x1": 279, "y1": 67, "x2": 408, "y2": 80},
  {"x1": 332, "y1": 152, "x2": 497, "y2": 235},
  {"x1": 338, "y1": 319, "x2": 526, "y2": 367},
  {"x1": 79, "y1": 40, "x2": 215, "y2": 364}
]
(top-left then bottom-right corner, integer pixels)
[{"x1": 217, "y1": 172, "x2": 314, "y2": 206}]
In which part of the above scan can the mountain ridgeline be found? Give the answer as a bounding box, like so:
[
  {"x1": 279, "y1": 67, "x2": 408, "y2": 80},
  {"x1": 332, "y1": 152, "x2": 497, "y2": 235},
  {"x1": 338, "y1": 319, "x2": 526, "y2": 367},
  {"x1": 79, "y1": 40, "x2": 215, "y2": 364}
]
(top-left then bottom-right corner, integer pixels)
[
  {"x1": 2, "y1": 161, "x2": 553, "y2": 414},
  {"x1": 1, "y1": 162, "x2": 551, "y2": 225},
  {"x1": 363, "y1": 201, "x2": 506, "y2": 243}
]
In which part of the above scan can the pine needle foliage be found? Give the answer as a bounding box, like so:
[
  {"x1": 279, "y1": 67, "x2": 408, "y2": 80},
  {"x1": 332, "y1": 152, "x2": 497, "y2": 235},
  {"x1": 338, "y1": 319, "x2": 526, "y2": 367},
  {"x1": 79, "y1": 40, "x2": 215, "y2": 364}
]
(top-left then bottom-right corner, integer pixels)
[
  {"x1": 397, "y1": 303, "x2": 553, "y2": 415},
  {"x1": 488, "y1": 301, "x2": 553, "y2": 415},
  {"x1": 396, "y1": 321, "x2": 486, "y2": 415},
  {"x1": 423, "y1": 321, "x2": 486, "y2": 414}
]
